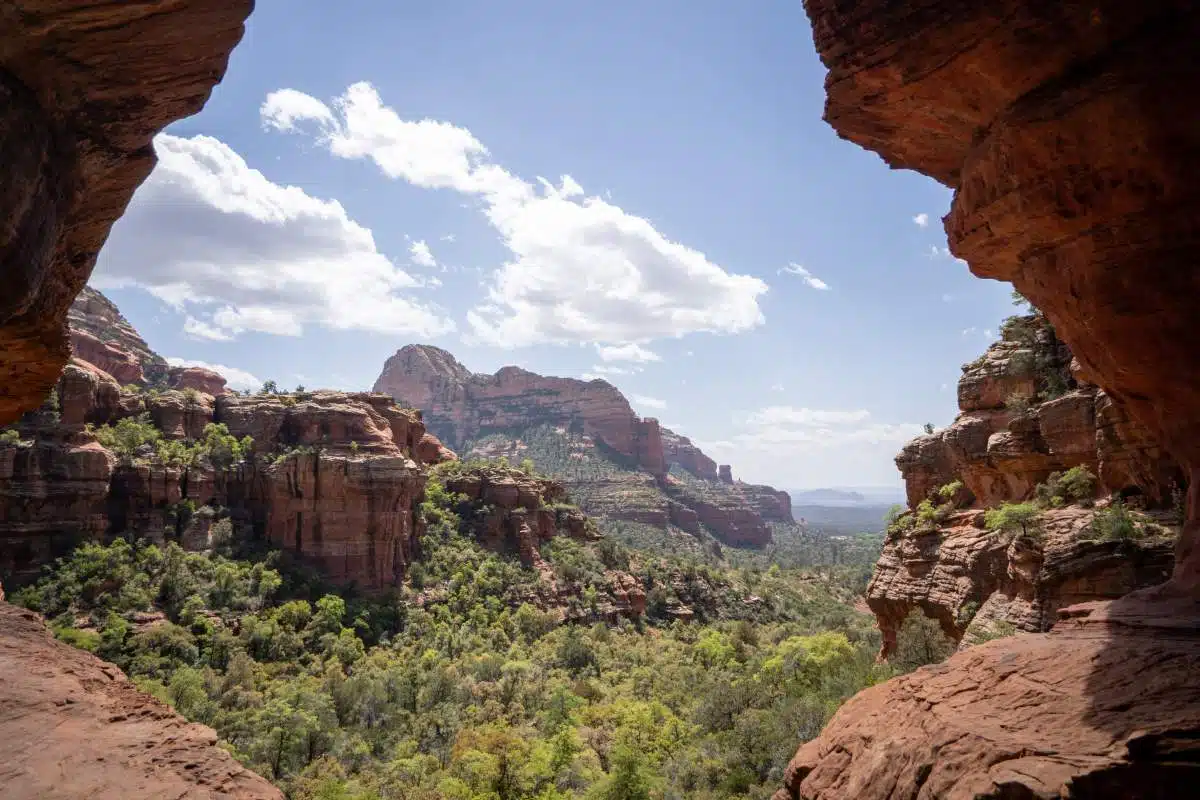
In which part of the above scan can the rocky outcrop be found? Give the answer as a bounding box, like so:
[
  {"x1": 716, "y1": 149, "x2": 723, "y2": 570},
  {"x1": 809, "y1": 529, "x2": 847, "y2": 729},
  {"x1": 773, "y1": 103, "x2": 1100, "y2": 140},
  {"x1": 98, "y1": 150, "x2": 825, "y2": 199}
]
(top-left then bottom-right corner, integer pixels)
[
  {"x1": 0, "y1": 3, "x2": 253, "y2": 423},
  {"x1": 0, "y1": 601, "x2": 281, "y2": 799},
  {"x1": 662, "y1": 428, "x2": 718, "y2": 481},
  {"x1": 898, "y1": 320, "x2": 1182, "y2": 512},
  {"x1": 781, "y1": 1, "x2": 1200, "y2": 796},
  {"x1": 444, "y1": 467, "x2": 589, "y2": 566},
  {"x1": 436, "y1": 465, "x2": 646, "y2": 621},
  {"x1": 168, "y1": 365, "x2": 227, "y2": 396},
  {"x1": 868, "y1": 506, "x2": 1175, "y2": 658},
  {"x1": 2, "y1": 383, "x2": 441, "y2": 591},
  {"x1": 67, "y1": 288, "x2": 171, "y2": 387},
  {"x1": 374, "y1": 345, "x2": 666, "y2": 470},
  {"x1": 777, "y1": 595, "x2": 1200, "y2": 800},
  {"x1": 374, "y1": 344, "x2": 790, "y2": 547}
]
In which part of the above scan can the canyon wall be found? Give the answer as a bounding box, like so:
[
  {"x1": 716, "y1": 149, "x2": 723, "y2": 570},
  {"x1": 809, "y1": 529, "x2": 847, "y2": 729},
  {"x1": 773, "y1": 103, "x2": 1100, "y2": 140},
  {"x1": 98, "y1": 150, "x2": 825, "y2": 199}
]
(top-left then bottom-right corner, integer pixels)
[
  {"x1": 0, "y1": 0, "x2": 254, "y2": 424},
  {"x1": 778, "y1": 2, "x2": 1200, "y2": 797},
  {"x1": 375, "y1": 343, "x2": 791, "y2": 547}
]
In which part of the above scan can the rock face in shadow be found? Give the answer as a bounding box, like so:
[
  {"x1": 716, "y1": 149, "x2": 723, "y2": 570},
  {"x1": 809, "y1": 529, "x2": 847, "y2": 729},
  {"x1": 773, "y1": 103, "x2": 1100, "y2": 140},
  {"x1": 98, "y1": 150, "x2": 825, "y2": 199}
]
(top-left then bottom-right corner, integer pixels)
[
  {"x1": 0, "y1": 2, "x2": 253, "y2": 423},
  {"x1": 0, "y1": 601, "x2": 281, "y2": 799},
  {"x1": 781, "y1": 1, "x2": 1200, "y2": 796}
]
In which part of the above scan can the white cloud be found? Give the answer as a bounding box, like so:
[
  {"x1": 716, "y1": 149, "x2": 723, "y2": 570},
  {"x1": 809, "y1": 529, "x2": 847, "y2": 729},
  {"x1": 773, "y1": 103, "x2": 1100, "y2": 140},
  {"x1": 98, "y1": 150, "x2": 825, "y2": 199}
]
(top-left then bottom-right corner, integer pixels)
[
  {"x1": 165, "y1": 357, "x2": 261, "y2": 392},
  {"x1": 771, "y1": 383, "x2": 784, "y2": 392},
  {"x1": 587, "y1": 364, "x2": 637, "y2": 376},
  {"x1": 961, "y1": 327, "x2": 978, "y2": 337},
  {"x1": 779, "y1": 263, "x2": 830, "y2": 291},
  {"x1": 630, "y1": 394, "x2": 667, "y2": 410},
  {"x1": 697, "y1": 405, "x2": 922, "y2": 487},
  {"x1": 262, "y1": 82, "x2": 767, "y2": 347},
  {"x1": 913, "y1": 213, "x2": 930, "y2": 227},
  {"x1": 92, "y1": 134, "x2": 454, "y2": 341},
  {"x1": 941, "y1": 293, "x2": 953, "y2": 303},
  {"x1": 929, "y1": 244, "x2": 969, "y2": 266},
  {"x1": 596, "y1": 343, "x2": 660, "y2": 363},
  {"x1": 409, "y1": 239, "x2": 437, "y2": 269},
  {"x1": 440, "y1": 234, "x2": 456, "y2": 243}
]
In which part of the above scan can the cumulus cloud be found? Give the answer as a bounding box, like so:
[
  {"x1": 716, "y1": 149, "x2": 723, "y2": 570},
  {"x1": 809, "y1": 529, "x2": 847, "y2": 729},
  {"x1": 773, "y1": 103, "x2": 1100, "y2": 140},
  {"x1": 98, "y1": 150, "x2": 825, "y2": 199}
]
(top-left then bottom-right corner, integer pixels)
[
  {"x1": 409, "y1": 239, "x2": 437, "y2": 269},
  {"x1": 165, "y1": 357, "x2": 261, "y2": 392},
  {"x1": 261, "y1": 82, "x2": 768, "y2": 347},
  {"x1": 696, "y1": 405, "x2": 923, "y2": 486},
  {"x1": 587, "y1": 364, "x2": 637, "y2": 376},
  {"x1": 92, "y1": 134, "x2": 454, "y2": 341},
  {"x1": 913, "y1": 213, "x2": 930, "y2": 227},
  {"x1": 778, "y1": 263, "x2": 830, "y2": 291},
  {"x1": 596, "y1": 343, "x2": 660, "y2": 363},
  {"x1": 630, "y1": 394, "x2": 667, "y2": 410}
]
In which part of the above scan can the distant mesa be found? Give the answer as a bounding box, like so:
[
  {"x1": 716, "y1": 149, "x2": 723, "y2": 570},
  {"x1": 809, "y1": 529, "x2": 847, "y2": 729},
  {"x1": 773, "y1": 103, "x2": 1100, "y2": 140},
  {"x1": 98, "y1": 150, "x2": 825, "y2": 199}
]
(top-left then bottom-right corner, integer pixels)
[{"x1": 373, "y1": 344, "x2": 797, "y2": 548}]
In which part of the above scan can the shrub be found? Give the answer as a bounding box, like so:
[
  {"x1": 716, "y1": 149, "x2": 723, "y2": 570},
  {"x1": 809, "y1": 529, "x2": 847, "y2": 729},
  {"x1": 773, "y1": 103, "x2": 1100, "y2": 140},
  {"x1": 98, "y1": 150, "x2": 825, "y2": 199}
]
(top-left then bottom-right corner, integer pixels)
[
  {"x1": 93, "y1": 414, "x2": 161, "y2": 460},
  {"x1": 1091, "y1": 500, "x2": 1140, "y2": 541},
  {"x1": 1056, "y1": 466, "x2": 1096, "y2": 503},
  {"x1": 1004, "y1": 391, "x2": 1034, "y2": 415},
  {"x1": 983, "y1": 502, "x2": 1043, "y2": 542},
  {"x1": 972, "y1": 619, "x2": 1017, "y2": 643},
  {"x1": 922, "y1": 423, "x2": 935, "y2": 435},
  {"x1": 0, "y1": 428, "x2": 20, "y2": 445},
  {"x1": 935, "y1": 480, "x2": 964, "y2": 502}
]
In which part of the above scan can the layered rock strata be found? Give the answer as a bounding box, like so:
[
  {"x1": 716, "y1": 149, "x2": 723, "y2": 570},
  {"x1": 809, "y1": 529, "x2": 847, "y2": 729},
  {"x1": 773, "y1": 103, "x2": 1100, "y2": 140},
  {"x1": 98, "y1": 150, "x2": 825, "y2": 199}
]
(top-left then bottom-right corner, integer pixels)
[
  {"x1": 1, "y1": 372, "x2": 442, "y2": 591},
  {"x1": 0, "y1": 1, "x2": 253, "y2": 422},
  {"x1": 780, "y1": 1, "x2": 1200, "y2": 796},
  {"x1": 374, "y1": 344, "x2": 792, "y2": 546}
]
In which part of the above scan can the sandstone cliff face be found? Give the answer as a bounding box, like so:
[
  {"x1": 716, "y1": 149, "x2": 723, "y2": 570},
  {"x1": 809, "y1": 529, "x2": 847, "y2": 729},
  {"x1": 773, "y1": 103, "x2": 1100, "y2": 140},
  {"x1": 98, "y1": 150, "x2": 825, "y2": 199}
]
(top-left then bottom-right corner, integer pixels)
[
  {"x1": 0, "y1": 2, "x2": 253, "y2": 423},
  {"x1": 781, "y1": 1, "x2": 1200, "y2": 796},
  {"x1": 431, "y1": 464, "x2": 646, "y2": 621},
  {"x1": 868, "y1": 507, "x2": 1175, "y2": 659},
  {"x1": 1, "y1": 370, "x2": 440, "y2": 592},
  {"x1": 879, "y1": 322, "x2": 1183, "y2": 654},
  {"x1": 375, "y1": 344, "x2": 665, "y2": 471},
  {"x1": 897, "y1": 318, "x2": 1182, "y2": 511},
  {"x1": 67, "y1": 287, "x2": 170, "y2": 387},
  {"x1": 374, "y1": 344, "x2": 792, "y2": 547},
  {"x1": 0, "y1": 601, "x2": 281, "y2": 800}
]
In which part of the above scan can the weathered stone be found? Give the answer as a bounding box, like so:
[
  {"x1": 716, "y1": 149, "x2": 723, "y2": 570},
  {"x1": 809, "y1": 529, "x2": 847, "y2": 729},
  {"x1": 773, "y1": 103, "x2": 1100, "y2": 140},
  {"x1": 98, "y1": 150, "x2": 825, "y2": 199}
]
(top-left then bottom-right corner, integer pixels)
[
  {"x1": 0, "y1": 602, "x2": 281, "y2": 800},
  {"x1": 167, "y1": 366, "x2": 226, "y2": 397},
  {"x1": 0, "y1": 5, "x2": 252, "y2": 422}
]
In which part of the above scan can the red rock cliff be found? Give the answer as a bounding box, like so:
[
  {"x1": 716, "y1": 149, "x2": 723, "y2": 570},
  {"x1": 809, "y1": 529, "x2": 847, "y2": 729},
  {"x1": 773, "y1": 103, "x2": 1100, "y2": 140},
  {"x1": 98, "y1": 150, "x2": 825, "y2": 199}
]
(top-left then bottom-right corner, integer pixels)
[
  {"x1": 0, "y1": 1, "x2": 253, "y2": 423},
  {"x1": 374, "y1": 344, "x2": 793, "y2": 545},
  {"x1": 777, "y1": 2, "x2": 1200, "y2": 797}
]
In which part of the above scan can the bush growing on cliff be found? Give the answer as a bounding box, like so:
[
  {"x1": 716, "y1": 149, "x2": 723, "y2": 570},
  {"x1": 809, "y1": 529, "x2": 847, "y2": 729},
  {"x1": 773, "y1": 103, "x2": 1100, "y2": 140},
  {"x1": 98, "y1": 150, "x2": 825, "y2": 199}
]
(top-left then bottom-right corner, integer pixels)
[
  {"x1": 0, "y1": 428, "x2": 21, "y2": 445},
  {"x1": 984, "y1": 502, "x2": 1043, "y2": 543},
  {"x1": 1090, "y1": 499, "x2": 1140, "y2": 542},
  {"x1": 1035, "y1": 466, "x2": 1096, "y2": 507}
]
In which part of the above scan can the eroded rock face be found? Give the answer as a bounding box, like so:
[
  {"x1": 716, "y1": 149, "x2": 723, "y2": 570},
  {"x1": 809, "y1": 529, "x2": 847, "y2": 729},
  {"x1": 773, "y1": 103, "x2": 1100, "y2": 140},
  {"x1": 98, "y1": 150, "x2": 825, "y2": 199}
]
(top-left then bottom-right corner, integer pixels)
[
  {"x1": 0, "y1": 5, "x2": 253, "y2": 422},
  {"x1": 438, "y1": 465, "x2": 646, "y2": 621},
  {"x1": 777, "y1": 596, "x2": 1200, "y2": 800},
  {"x1": 0, "y1": 602, "x2": 281, "y2": 800},
  {"x1": 898, "y1": 322, "x2": 1181, "y2": 511},
  {"x1": 868, "y1": 507, "x2": 1175, "y2": 658},
  {"x1": 168, "y1": 365, "x2": 227, "y2": 396},
  {"x1": 375, "y1": 344, "x2": 790, "y2": 546},
  {"x1": 783, "y1": 1, "x2": 1200, "y2": 795},
  {"x1": 1, "y1": 383, "x2": 441, "y2": 591}
]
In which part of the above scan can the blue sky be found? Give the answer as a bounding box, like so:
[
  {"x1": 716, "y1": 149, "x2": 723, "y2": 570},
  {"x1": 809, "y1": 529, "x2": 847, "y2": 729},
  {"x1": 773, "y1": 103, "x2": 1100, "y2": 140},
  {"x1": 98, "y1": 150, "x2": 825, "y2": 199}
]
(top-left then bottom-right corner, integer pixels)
[{"x1": 91, "y1": 0, "x2": 1014, "y2": 488}]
